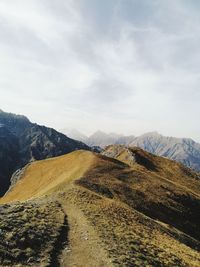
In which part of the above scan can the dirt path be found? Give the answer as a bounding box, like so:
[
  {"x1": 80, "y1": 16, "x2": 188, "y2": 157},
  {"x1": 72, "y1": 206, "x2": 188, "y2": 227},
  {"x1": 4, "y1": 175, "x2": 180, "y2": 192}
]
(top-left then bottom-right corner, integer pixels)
[{"x1": 60, "y1": 203, "x2": 113, "y2": 267}]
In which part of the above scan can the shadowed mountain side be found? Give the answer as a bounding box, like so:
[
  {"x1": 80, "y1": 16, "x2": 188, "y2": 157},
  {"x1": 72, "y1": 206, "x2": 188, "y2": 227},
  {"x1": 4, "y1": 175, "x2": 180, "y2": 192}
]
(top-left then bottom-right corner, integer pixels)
[
  {"x1": 1, "y1": 148, "x2": 200, "y2": 266},
  {"x1": 101, "y1": 145, "x2": 200, "y2": 195},
  {"x1": 0, "y1": 110, "x2": 91, "y2": 195},
  {"x1": 0, "y1": 127, "x2": 20, "y2": 194}
]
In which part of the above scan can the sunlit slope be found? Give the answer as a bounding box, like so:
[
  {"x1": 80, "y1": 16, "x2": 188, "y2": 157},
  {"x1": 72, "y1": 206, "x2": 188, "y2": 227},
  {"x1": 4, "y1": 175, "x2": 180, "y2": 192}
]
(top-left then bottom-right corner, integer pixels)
[{"x1": 0, "y1": 150, "x2": 95, "y2": 203}]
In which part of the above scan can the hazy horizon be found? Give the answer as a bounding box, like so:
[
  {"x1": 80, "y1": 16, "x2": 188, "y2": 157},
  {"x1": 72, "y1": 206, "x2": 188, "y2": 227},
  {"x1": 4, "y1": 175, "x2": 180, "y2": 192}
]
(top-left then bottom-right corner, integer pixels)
[
  {"x1": 0, "y1": 0, "x2": 200, "y2": 141},
  {"x1": 60, "y1": 127, "x2": 200, "y2": 142}
]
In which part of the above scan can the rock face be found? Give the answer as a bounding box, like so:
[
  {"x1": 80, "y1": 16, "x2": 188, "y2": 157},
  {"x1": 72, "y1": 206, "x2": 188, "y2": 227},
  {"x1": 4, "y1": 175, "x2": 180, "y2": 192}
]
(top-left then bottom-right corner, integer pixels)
[
  {"x1": 129, "y1": 132, "x2": 200, "y2": 172},
  {"x1": 0, "y1": 126, "x2": 20, "y2": 194},
  {"x1": 0, "y1": 110, "x2": 90, "y2": 195}
]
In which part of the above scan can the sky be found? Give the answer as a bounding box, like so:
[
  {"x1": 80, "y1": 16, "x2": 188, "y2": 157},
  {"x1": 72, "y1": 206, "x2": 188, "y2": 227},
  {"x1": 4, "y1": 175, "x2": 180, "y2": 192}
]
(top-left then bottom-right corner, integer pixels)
[{"x1": 0, "y1": 0, "x2": 200, "y2": 141}]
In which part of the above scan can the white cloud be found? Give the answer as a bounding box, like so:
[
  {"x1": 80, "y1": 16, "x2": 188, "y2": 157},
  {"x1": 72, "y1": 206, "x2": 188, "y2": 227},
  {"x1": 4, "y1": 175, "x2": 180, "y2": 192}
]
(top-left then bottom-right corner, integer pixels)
[{"x1": 0, "y1": 0, "x2": 199, "y2": 141}]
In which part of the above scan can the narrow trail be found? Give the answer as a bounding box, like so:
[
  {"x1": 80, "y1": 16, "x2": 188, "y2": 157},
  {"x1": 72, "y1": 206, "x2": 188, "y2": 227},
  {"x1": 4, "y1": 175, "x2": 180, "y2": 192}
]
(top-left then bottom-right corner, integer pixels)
[
  {"x1": 59, "y1": 203, "x2": 113, "y2": 267},
  {"x1": 48, "y1": 214, "x2": 69, "y2": 267}
]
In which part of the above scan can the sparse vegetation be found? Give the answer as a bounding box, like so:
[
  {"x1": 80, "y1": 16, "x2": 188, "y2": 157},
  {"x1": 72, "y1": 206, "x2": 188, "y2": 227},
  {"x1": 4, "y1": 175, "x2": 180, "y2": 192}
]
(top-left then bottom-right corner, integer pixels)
[
  {"x1": 0, "y1": 148, "x2": 200, "y2": 266},
  {"x1": 0, "y1": 199, "x2": 68, "y2": 266},
  {"x1": 64, "y1": 187, "x2": 200, "y2": 267}
]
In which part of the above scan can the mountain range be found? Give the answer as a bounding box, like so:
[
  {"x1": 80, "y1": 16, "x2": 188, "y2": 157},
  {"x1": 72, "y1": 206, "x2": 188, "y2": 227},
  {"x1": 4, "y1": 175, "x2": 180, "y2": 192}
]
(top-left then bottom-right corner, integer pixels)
[
  {"x1": 0, "y1": 110, "x2": 90, "y2": 195},
  {"x1": 62, "y1": 129, "x2": 200, "y2": 172}
]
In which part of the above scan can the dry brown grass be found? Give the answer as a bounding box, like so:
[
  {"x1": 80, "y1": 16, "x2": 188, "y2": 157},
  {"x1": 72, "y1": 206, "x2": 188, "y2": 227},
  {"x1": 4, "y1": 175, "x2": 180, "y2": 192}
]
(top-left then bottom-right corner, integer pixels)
[
  {"x1": 0, "y1": 150, "x2": 95, "y2": 203},
  {"x1": 0, "y1": 147, "x2": 200, "y2": 266},
  {"x1": 0, "y1": 198, "x2": 67, "y2": 266},
  {"x1": 60, "y1": 186, "x2": 200, "y2": 267}
]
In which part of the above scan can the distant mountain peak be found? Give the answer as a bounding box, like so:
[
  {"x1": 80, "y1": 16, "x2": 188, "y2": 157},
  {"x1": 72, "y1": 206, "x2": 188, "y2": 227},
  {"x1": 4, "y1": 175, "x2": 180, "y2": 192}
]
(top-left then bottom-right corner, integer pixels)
[
  {"x1": 140, "y1": 131, "x2": 161, "y2": 137},
  {"x1": 91, "y1": 130, "x2": 107, "y2": 136},
  {"x1": 60, "y1": 128, "x2": 88, "y2": 142}
]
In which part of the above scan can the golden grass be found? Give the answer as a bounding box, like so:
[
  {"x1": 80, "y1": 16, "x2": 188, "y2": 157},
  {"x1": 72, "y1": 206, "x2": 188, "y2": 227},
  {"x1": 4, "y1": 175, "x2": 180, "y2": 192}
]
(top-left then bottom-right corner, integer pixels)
[
  {"x1": 61, "y1": 186, "x2": 200, "y2": 267},
  {"x1": 0, "y1": 150, "x2": 95, "y2": 203}
]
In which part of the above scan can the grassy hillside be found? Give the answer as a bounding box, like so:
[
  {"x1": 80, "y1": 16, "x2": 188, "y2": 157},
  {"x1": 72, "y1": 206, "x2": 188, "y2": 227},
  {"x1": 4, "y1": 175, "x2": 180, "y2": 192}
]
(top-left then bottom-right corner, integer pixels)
[
  {"x1": 0, "y1": 147, "x2": 200, "y2": 266},
  {"x1": 1, "y1": 150, "x2": 94, "y2": 203}
]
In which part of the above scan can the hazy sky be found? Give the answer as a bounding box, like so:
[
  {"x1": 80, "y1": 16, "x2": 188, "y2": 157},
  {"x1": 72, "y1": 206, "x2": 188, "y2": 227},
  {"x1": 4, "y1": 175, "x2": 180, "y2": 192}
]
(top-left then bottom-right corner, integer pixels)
[{"x1": 0, "y1": 0, "x2": 200, "y2": 140}]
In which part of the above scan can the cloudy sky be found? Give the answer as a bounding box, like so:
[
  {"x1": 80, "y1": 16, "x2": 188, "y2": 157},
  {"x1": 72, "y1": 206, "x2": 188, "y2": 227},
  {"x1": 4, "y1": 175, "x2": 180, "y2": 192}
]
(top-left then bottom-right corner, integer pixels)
[{"x1": 0, "y1": 0, "x2": 200, "y2": 140}]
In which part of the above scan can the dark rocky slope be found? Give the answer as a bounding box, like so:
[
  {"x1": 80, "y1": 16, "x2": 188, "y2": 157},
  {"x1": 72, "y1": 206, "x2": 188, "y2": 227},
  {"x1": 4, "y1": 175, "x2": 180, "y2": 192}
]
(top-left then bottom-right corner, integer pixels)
[{"x1": 0, "y1": 110, "x2": 90, "y2": 195}]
